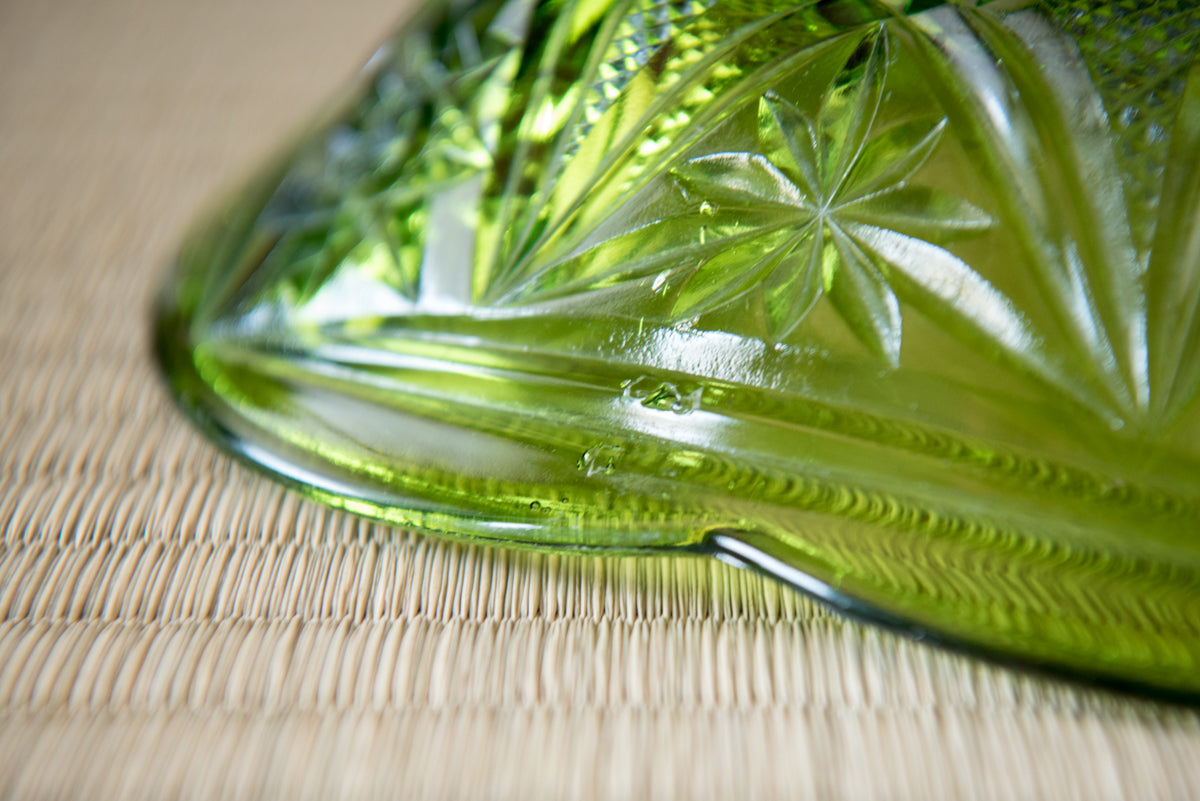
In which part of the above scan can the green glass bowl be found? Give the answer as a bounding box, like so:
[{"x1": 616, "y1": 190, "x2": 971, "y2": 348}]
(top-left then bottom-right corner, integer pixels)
[{"x1": 156, "y1": 0, "x2": 1200, "y2": 700}]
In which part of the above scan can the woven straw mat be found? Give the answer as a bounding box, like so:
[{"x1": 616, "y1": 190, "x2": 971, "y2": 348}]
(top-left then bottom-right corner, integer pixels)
[{"x1": 2, "y1": 0, "x2": 1200, "y2": 798}]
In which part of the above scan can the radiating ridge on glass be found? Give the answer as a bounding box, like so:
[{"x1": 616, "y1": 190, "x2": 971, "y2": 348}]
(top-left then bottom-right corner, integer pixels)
[{"x1": 156, "y1": 0, "x2": 1200, "y2": 699}]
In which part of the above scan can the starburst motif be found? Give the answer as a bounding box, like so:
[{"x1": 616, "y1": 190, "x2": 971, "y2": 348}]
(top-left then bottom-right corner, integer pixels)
[{"x1": 671, "y1": 29, "x2": 994, "y2": 360}]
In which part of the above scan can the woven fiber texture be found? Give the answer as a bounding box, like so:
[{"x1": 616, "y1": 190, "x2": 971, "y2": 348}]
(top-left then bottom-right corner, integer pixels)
[{"x1": 3, "y1": 0, "x2": 1200, "y2": 798}]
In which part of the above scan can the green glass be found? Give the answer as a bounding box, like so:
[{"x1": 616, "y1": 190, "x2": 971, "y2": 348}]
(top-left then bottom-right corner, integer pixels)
[{"x1": 156, "y1": 0, "x2": 1200, "y2": 699}]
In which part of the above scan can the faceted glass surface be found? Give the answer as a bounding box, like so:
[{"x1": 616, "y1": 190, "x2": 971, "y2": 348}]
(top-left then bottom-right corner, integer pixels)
[{"x1": 157, "y1": 0, "x2": 1200, "y2": 699}]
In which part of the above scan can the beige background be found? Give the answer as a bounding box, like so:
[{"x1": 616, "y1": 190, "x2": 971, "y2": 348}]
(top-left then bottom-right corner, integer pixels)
[{"x1": 2, "y1": 0, "x2": 1200, "y2": 798}]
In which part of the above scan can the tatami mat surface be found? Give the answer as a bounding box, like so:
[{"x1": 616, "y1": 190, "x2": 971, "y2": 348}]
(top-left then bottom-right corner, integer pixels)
[{"x1": 2, "y1": 0, "x2": 1199, "y2": 797}]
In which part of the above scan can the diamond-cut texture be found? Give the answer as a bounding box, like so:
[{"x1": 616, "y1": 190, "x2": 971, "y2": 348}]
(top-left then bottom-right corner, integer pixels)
[
  {"x1": 580, "y1": 0, "x2": 714, "y2": 134},
  {"x1": 1050, "y1": 0, "x2": 1200, "y2": 249},
  {"x1": 159, "y1": 0, "x2": 1200, "y2": 700}
]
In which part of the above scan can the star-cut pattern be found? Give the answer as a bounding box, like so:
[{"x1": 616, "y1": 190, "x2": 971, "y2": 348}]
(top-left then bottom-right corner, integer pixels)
[{"x1": 671, "y1": 29, "x2": 993, "y2": 359}]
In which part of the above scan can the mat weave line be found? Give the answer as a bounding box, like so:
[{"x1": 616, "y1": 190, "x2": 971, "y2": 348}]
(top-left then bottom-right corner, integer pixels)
[{"x1": 2, "y1": 0, "x2": 1200, "y2": 798}]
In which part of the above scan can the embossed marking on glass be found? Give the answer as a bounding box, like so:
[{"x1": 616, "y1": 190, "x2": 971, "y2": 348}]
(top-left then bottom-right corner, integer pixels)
[{"x1": 155, "y1": 0, "x2": 1200, "y2": 699}]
